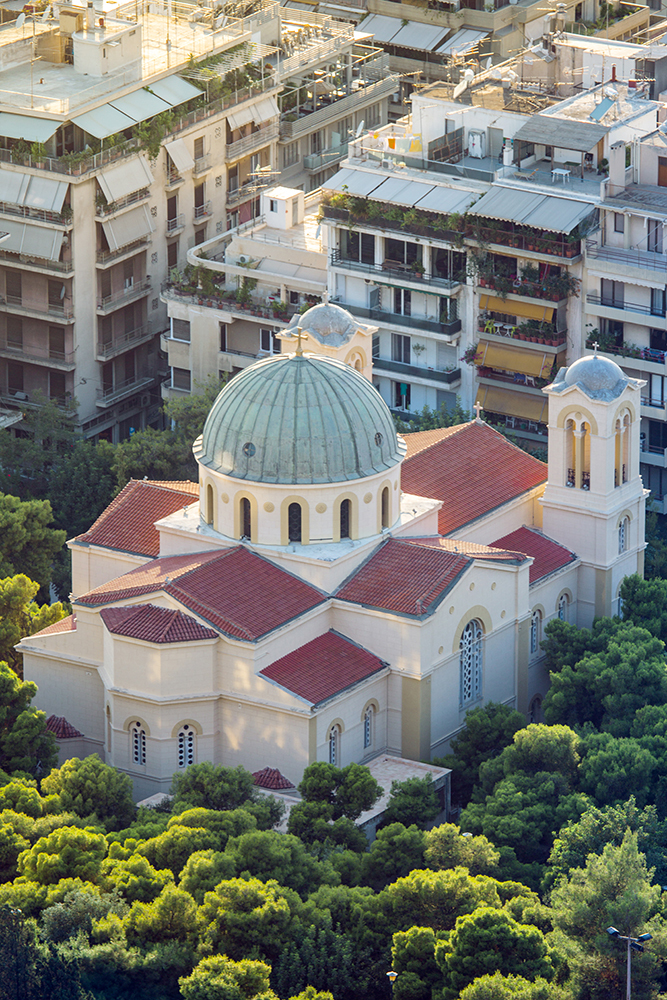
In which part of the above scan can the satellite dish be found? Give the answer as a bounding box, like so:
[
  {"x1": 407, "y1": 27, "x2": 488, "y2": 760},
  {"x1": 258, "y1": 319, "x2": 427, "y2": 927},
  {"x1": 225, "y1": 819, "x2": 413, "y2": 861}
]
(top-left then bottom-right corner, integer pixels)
[
  {"x1": 315, "y1": 223, "x2": 322, "y2": 239},
  {"x1": 452, "y1": 80, "x2": 467, "y2": 99},
  {"x1": 464, "y1": 68, "x2": 474, "y2": 82},
  {"x1": 485, "y1": 57, "x2": 492, "y2": 69},
  {"x1": 16, "y1": 12, "x2": 26, "y2": 29},
  {"x1": 59, "y1": 284, "x2": 66, "y2": 299},
  {"x1": 41, "y1": 7, "x2": 50, "y2": 19},
  {"x1": 355, "y1": 119, "x2": 365, "y2": 138}
]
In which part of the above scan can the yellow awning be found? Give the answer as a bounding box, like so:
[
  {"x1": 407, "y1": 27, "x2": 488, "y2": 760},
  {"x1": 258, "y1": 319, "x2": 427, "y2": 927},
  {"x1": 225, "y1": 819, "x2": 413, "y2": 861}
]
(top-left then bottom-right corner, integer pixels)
[
  {"x1": 475, "y1": 385, "x2": 548, "y2": 423},
  {"x1": 479, "y1": 294, "x2": 555, "y2": 322},
  {"x1": 476, "y1": 341, "x2": 553, "y2": 378}
]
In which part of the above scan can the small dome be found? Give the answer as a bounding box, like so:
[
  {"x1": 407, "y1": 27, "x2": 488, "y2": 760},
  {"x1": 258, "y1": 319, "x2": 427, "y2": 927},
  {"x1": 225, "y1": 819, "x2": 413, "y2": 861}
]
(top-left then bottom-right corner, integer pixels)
[
  {"x1": 563, "y1": 354, "x2": 627, "y2": 400},
  {"x1": 195, "y1": 353, "x2": 403, "y2": 485},
  {"x1": 286, "y1": 302, "x2": 359, "y2": 347}
]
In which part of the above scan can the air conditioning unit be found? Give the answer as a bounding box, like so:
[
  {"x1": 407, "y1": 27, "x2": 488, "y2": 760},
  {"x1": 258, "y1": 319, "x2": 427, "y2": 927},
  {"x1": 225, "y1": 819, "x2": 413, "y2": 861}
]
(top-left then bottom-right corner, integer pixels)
[
  {"x1": 12, "y1": 391, "x2": 28, "y2": 401},
  {"x1": 140, "y1": 393, "x2": 151, "y2": 407},
  {"x1": 238, "y1": 255, "x2": 249, "y2": 264}
]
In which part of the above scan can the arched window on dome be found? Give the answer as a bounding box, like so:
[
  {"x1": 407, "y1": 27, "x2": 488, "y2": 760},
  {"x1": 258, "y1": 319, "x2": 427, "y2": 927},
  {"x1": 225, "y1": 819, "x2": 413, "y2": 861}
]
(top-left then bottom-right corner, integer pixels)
[
  {"x1": 459, "y1": 620, "x2": 483, "y2": 706},
  {"x1": 328, "y1": 724, "x2": 341, "y2": 766},
  {"x1": 131, "y1": 721, "x2": 146, "y2": 766},
  {"x1": 240, "y1": 497, "x2": 251, "y2": 540},
  {"x1": 288, "y1": 502, "x2": 302, "y2": 543},
  {"x1": 177, "y1": 725, "x2": 195, "y2": 768},
  {"x1": 205, "y1": 484, "x2": 214, "y2": 525},
  {"x1": 581, "y1": 421, "x2": 591, "y2": 490},
  {"x1": 340, "y1": 499, "x2": 351, "y2": 540},
  {"x1": 381, "y1": 487, "x2": 389, "y2": 529}
]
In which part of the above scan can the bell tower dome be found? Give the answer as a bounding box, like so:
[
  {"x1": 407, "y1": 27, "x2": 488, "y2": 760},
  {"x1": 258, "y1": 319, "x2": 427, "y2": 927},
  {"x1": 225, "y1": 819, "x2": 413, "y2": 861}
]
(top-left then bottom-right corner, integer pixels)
[{"x1": 541, "y1": 352, "x2": 647, "y2": 625}]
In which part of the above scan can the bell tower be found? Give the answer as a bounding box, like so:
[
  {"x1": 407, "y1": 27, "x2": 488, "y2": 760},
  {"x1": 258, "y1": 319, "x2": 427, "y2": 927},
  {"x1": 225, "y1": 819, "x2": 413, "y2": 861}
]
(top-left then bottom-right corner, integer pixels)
[{"x1": 541, "y1": 352, "x2": 647, "y2": 626}]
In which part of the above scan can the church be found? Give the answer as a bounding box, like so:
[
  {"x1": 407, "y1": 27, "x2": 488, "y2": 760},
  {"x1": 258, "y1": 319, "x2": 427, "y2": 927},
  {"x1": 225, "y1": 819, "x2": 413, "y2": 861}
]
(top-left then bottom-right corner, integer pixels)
[{"x1": 21, "y1": 303, "x2": 647, "y2": 798}]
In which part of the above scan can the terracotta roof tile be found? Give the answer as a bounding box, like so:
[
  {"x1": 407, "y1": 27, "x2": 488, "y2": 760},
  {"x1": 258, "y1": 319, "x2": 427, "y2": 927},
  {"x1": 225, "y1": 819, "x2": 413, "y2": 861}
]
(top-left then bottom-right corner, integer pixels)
[
  {"x1": 404, "y1": 536, "x2": 529, "y2": 563},
  {"x1": 78, "y1": 547, "x2": 325, "y2": 641},
  {"x1": 100, "y1": 604, "x2": 218, "y2": 643},
  {"x1": 336, "y1": 538, "x2": 470, "y2": 616},
  {"x1": 75, "y1": 480, "x2": 198, "y2": 557},
  {"x1": 261, "y1": 629, "x2": 386, "y2": 704},
  {"x1": 31, "y1": 614, "x2": 76, "y2": 637},
  {"x1": 252, "y1": 767, "x2": 295, "y2": 790},
  {"x1": 403, "y1": 424, "x2": 468, "y2": 460},
  {"x1": 490, "y1": 526, "x2": 576, "y2": 584},
  {"x1": 46, "y1": 715, "x2": 83, "y2": 739},
  {"x1": 401, "y1": 422, "x2": 547, "y2": 536}
]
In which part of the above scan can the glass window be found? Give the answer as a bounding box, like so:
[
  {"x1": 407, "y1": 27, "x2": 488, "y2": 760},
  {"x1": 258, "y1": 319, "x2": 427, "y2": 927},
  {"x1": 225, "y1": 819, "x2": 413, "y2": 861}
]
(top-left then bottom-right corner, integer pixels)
[
  {"x1": 530, "y1": 610, "x2": 541, "y2": 655},
  {"x1": 614, "y1": 212, "x2": 625, "y2": 233},
  {"x1": 288, "y1": 502, "x2": 302, "y2": 543},
  {"x1": 392, "y1": 334, "x2": 411, "y2": 364},
  {"x1": 173, "y1": 319, "x2": 191, "y2": 342},
  {"x1": 618, "y1": 516, "x2": 629, "y2": 553},
  {"x1": 460, "y1": 620, "x2": 483, "y2": 706},
  {"x1": 131, "y1": 721, "x2": 146, "y2": 765},
  {"x1": 241, "y1": 497, "x2": 251, "y2": 539},
  {"x1": 172, "y1": 367, "x2": 191, "y2": 391},
  {"x1": 364, "y1": 706, "x2": 373, "y2": 749},
  {"x1": 178, "y1": 725, "x2": 195, "y2": 767},
  {"x1": 328, "y1": 724, "x2": 340, "y2": 765},
  {"x1": 557, "y1": 594, "x2": 568, "y2": 621},
  {"x1": 340, "y1": 498, "x2": 350, "y2": 539}
]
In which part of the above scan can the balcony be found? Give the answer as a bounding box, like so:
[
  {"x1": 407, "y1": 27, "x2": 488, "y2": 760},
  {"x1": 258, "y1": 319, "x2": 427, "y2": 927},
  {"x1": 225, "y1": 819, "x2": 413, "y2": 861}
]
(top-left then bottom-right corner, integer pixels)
[
  {"x1": 194, "y1": 202, "x2": 212, "y2": 223},
  {"x1": 0, "y1": 296, "x2": 74, "y2": 323},
  {"x1": 167, "y1": 215, "x2": 186, "y2": 235},
  {"x1": 166, "y1": 169, "x2": 184, "y2": 189},
  {"x1": 586, "y1": 240, "x2": 667, "y2": 274},
  {"x1": 96, "y1": 324, "x2": 156, "y2": 360},
  {"x1": 95, "y1": 189, "x2": 150, "y2": 218},
  {"x1": 96, "y1": 372, "x2": 155, "y2": 407},
  {"x1": 476, "y1": 324, "x2": 567, "y2": 351},
  {"x1": 0, "y1": 387, "x2": 71, "y2": 409},
  {"x1": 373, "y1": 357, "x2": 461, "y2": 386},
  {"x1": 226, "y1": 123, "x2": 279, "y2": 162},
  {"x1": 193, "y1": 155, "x2": 211, "y2": 176},
  {"x1": 0, "y1": 201, "x2": 73, "y2": 228},
  {"x1": 304, "y1": 142, "x2": 348, "y2": 173},
  {"x1": 333, "y1": 300, "x2": 461, "y2": 339},
  {"x1": 585, "y1": 292, "x2": 666, "y2": 325},
  {"x1": 161, "y1": 282, "x2": 297, "y2": 325},
  {"x1": 226, "y1": 181, "x2": 264, "y2": 208},
  {"x1": 330, "y1": 250, "x2": 461, "y2": 292},
  {"x1": 0, "y1": 248, "x2": 74, "y2": 274},
  {"x1": 477, "y1": 370, "x2": 551, "y2": 393},
  {"x1": 0, "y1": 339, "x2": 76, "y2": 369},
  {"x1": 280, "y1": 76, "x2": 396, "y2": 142},
  {"x1": 97, "y1": 278, "x2": 152, "y2": 314},
  {"x1": 96, "y1": 237, "x2": 151, "y2": 266}
]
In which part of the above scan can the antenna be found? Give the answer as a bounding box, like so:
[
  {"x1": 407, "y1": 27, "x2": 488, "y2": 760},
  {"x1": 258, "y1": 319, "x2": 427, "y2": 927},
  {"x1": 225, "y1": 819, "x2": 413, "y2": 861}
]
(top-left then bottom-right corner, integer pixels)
[{"x1": 355, "y1": 120, "x2": 365, "y2": 138}]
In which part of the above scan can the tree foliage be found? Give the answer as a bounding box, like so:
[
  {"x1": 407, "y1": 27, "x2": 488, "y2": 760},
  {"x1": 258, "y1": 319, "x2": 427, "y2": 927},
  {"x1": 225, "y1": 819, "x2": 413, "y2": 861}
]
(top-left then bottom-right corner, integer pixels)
[
  {"x1": 0, "y1": 660, "x2": 57, "y2": 777},
  {"x1": 0, "y1": 496, "x2": 65, "y2": 590},
  {"x1": 0, "y1": 575, "x2": 67, "y2": 676},
  {"x1": 41, "y1": 755, "x2": 135, "y2": 828},
  {"x1": 170, "y1": 763, "x2": 259, "y2": 814}
]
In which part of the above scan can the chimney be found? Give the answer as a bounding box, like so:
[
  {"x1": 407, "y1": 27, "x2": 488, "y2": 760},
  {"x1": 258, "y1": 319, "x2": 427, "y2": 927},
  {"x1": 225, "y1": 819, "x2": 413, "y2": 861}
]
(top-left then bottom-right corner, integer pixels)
[
  {"x1": 86, "y1": 1, "x2": 94, "y2": 31},
  {"x1": 611, "y1": 64, "x2": 616, "y2": 82}
]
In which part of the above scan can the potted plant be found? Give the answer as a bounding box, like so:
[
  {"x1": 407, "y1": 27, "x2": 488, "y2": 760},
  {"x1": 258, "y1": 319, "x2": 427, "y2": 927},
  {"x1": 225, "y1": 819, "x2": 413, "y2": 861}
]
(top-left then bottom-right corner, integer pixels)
[{"x1": 411, "y1": 260, "x2": 425, "y2": 277}]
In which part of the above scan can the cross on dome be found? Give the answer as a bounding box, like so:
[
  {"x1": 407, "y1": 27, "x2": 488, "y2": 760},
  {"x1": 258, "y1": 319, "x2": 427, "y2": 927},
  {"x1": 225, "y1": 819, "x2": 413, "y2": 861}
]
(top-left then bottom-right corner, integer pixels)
[
  {"x1": 282, "y1": 325, "x2": 309, "y2": 356},
  {"x1": 592, "y1": 341, "x2": 599, "y2": 354}
]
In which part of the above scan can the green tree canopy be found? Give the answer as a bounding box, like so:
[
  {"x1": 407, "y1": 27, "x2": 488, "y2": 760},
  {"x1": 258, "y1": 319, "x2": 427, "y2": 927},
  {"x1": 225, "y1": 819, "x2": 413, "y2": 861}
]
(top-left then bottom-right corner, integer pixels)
[
  {"x1": 178, "y1": 849, "x2": 238, "y2": 904},
  {"x1": 619, "y1": 573, "x2": 667, "y2": 641},
  {"x1": 0, "y1": 660, "x2": 57, "y2": 778},
  {"x1": 170, "y1": 762, "x2": 259, "y2": 813},
  {"x1": 100, "y1": 852, "x2": 174, "y2": 904},
  {"x1": 0, "y1": 575, "x2": 67, "y2": 677},
  {"x1": 0, "y1": 495, "x2": 66, "y2": 590},
  {"x1": 18, "y1": 826, "x2": 107, "y2": 884},
  {"x1": 297, "y1": 761, "x2": 382, "y2": 821},
  {"x1": 361, "y1": 823, "x2": 426, "y2": 891},
  {"x1": 179, "y1": 955, "x2": 274, "y2": 1000},
  {"x1": 381, "y1": 867, "x2": 502, "y2": 933},
  {"x1": 381, "y1": 776, "x2": 440, "y2": 829},
  {"x1": 424, "y1": 823, "x2": 499, "y2": 876},
  {"x1": 577, "y1": 734, "x2": 660, "y2": 811},
  {"x1": 41, "y1": 755, "x2": 135, "y2": 829},
  {"x1": 225, "y1": 830, "x2": 338, "y2": 896},
  {"x1": 458, "y1": 973, "x2": 571, "y2": 1000},
  {"x1": 197, "y1": 877, "x2": 301, "y2": 962}
]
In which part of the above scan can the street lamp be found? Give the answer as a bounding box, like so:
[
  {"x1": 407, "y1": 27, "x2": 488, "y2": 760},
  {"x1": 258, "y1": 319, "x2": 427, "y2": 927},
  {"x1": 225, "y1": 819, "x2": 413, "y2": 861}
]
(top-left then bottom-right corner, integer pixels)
[
  {"x1": 607, "y1": 927, "x2": 652, "y2": 1000},
  {"x1": 386, "y1": 971, "x2": 398, "y2": 990}
]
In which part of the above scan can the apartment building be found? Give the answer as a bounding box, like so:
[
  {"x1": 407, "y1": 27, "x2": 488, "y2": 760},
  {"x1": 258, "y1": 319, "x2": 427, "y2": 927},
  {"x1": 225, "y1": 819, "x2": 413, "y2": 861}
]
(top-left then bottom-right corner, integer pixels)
[{"x1": 0, "y1": 0, "x2": 392, "y2": 442}]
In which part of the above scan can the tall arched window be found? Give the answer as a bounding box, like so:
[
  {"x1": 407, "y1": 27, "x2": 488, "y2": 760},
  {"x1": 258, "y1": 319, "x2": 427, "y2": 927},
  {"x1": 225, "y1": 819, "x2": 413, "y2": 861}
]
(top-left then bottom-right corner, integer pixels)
[
  {"x1": 557, "y1": 594, "x2": 569, "y2": 621},
  {"x1": 131, "y1": 721, "x2": 146, "y2": 766},
  {"x1": 328, "y1": 724, "x2": 340, "y2": 765},
  {"x1": 530, "y1": 610, "x2": 542, "y2": 655},
  {"x1": 178, "y1": 725, "x2": 195, "y2": 768},
  {"x1": 565, "y1": 419, "x2": 575, "y2": 487},
  {"x1": 340, "y1": 499, "x2": 351, "y2": 540},
  {"x1": 381, "y1": 487, "x2": 389, "y2": 529},
  {"x1": 459, "y1": 620, "x2": 483, "y2": 706},
  {"x1": 240, "y1": 497, "x2": 251, "y2": 539},
  {"x1": 622, "y1": 413, "x2": 630, "y2": 484},
  {"x1": 205, "y1": 484, "x2": 214, "y2": 524},
  {"x1": 363, "y1": 706, "x2": 374, "y2": 749},
  {"x1": 618, "y1": 516, "x2": 629, "y2": 554},
  {"x1": 288, "y1": 502, "x2": 302, "y2": 543},
  {"x1": 529, "y1": 695, "x2": 542, "y2": 724}
]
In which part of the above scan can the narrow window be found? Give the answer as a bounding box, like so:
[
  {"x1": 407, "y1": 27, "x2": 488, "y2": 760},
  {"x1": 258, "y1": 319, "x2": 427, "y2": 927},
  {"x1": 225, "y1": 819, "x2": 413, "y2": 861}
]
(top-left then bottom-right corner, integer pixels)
[
  {"x1": 530, "y1": 610, "x2": 542, "y2": 655},
  {"x1": 340, "y1": 498, "x2": 350, "y2": 539},
  {"x1": 529, "y1": 696, "x2": 542, "y2": 724},
  {"x1": 460, "y1": 620, "x2": 483, "y2": 706},
  {"x1": 241, "y1": 497, "x2": 251, "y2": 539},
  {"x1": 205, "y1": 484, "x2": 214, "y2": 525},
  {"x1": 557, "y1": 594, "x2": 568, "y2": 621},
  {"x1": 363, "y1": 706, "x2": 373, "y2": 749},
  {"x1": 328, "y1": 724, "x2": 340, "y2": 765},
  {"x1": 178, "y1": 725, "x2": 195, "y2": 768},
  {"x1": 131, "y1": 722, "x2": 146, "y2": 765},
  {"x1": 618, "y1": 516, "x2": 629, "y2": 554},
  {"x1": 288, "y1": 502, "x2": 302, "y2": 543},
  {"x1": 381, "y1": 487, "x2": 389, "y2": 529}
]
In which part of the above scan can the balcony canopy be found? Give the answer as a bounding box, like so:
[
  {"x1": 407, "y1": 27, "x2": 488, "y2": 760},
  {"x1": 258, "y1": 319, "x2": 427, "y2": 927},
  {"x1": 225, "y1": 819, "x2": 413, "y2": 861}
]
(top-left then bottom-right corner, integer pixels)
[
  {"x1": 101, "y1": 204, "x2": 153, "y2": 251},
  {"x1": 145, "y1": 75, "x2": 202, "y2": 107},
  {"x1": 476, "y1": 341, "x2": 555, "y2": 378},
  {"x1": 472, "y1": 186, "x2": 595, "y2": 234},
  {"x1": 1, "y1": 173, "x2": 68, "y2": 213},
  {"x1": 324, "y1": 168, "x2": 477, "y2": 215},
  {"x1": 0, "y1": 219, "x2": 64, "y2": 260},
  {"x1": 98, "y1": 157, "x2": 153, "y2": 202},
  {"x1": 436, "y1": 28, "x2": 490, "y2": 56},
  {"x1": 109, "y1": 88, "x2": 171, "y2": 122},
  {"x1": 512, "y1": 115, "x2": 608, "y2": 153},
  {"x1": 475, "y1": 385, "x2": 549, "y2": 423},
  {"x1": 0, "y1": 113, "x2": 59, "y2": 143},
  {"x1": 72, "y1": 104, "x2": 135, "y2": 139},
  {"x1": 479, "y1": 295, "x2": 555, "y2": 322},
  {"x1": 358, "y1": 13, "x2": 447, "y2": 50}
]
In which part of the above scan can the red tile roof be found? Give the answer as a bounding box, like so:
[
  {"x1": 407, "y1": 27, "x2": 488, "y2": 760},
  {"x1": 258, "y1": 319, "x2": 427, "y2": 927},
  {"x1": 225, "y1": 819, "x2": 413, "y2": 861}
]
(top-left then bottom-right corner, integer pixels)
[
  {"x1": 74, "y1": 480, "x2": 198, "y2": 557},
  {"x1": 400, "y1": 422, "x2": 547, "y2": 536},
  {"x1": 336, "y1": 538, "x2": 470, "y2": 616},
  {"x1": 403, "y1": 536, "x2": 529, "y2": 564},
  {"x1": 252, "y1": 767, "x2": 295, "y2": 790},
  {"x1": 490, "y1": 527, "x2": 576, "y2": 584},
  {"x1": 46, "y1": 715, "x2": 83, "y2": 739},
  {"x1": 100, "y1": 604, "x2": 218, "y2": 643},
  {"x1": 403, "y1": 425, "x2": 465, "y2": 460},
  {"x1": 261, "y1": 629, "x2": 386, "y2": 704},
  {"x1": 31, "y1": 614, "x2": 77, "y2": 637},
  {"x1": 78, "y1": 547, "x2": 325, "y2": 641}
]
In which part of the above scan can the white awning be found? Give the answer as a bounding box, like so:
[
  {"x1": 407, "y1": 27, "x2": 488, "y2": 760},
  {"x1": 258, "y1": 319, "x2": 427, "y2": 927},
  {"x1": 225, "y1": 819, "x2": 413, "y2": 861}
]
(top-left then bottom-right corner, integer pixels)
[
  {"x1": 322, "y1": 167, "x2": 385, "y2": 198},
  {"x1": 0, "y1": 113, "x2": 59, "y2": 143},
  {"x1": 72, "y1": 104, "x2": 135, "y2": 139},
  {"x1": 251, "y1": 96, "x2": 280, "y2": 124},
  {"x1": 164, "y1": 138, "x2": 194, "y2": 173},
  {"x1": 109, "y1": 88, "x2": 171, "y2": 122},
  {"x1": 0, "y1": 171, "x2": 30, "y2": 206},
  {"x1": 389, "y1": 19, "x2": 448, "y2": 50},
  {"x1": 23, "y1": 177, "x2": 69, "y2": 213},
  {"x1": 0, "y1": 218, "x2": 64, "y2": 260},
  {"x1": 101, "y1": 204, "x2": 153, "y2": 251},
  {"x1": 227, "y1": 105, "x2": 256, "y2": 131},
  {"x1": 472, "y1": 185, "x2": 596, "y2": 234},
  {"x1": 371, "y1": 177, "x2": 436, "y2": 207},
  {"x1": 149, "y1": 75, "x2": 203, "y2": 107},
  {"x1": 436, "y1": 27, "x2": 490, "y2": 56},
  {"x1": 98, "y1": 156, "x2": 153, "y2": 202},
  {"x1": 356, "y1": 14, "x2": 402, "y2": 43},
  {"x1": 415, "y1": 185, "x2": 475, "y2": 215}
]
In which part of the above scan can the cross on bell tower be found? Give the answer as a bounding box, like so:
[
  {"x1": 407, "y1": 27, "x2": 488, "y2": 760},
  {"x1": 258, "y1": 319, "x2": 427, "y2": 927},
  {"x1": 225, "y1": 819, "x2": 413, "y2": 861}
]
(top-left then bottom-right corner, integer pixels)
[{"x1": 473, "y1": 401, "x2": 483, "y2": 421}]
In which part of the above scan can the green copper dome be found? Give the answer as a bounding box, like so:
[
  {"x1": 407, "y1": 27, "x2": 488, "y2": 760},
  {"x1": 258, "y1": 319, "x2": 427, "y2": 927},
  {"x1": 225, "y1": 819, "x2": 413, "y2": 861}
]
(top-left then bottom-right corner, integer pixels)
[{"x1": 194, "y1": 353, "x2": 404, "y2": 484}]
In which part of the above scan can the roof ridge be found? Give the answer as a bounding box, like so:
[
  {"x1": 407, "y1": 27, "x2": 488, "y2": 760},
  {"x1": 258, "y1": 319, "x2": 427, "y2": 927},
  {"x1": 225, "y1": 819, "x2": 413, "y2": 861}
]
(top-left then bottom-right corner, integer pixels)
[
  {"x1": 403, "y1": 421, "x2": 473, "y2": 461},
  {"x1": 165, "y1": 582, "x2": 255, "y2": 641},
  {"x1": 135, "y1": 478, "x2": 198, "y2": 494}
]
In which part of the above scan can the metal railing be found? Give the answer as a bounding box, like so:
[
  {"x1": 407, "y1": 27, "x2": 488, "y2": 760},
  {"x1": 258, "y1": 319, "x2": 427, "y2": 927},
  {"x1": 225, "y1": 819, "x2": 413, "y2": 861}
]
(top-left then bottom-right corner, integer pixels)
[
  {"x1": 304, "y1": 142, "x2": 348, "y2": 172},
  {"x1": 194, "y1": 202, "x2": 212, "y2": 221},
  {"x1": 226, "y1": 122, "x2": 279, "y2": 161},
  {"x1": 97, "y1": 278, "x2": 152, "y2": 311},
  {"x1": 586, "y1": 240, "x2": 667, "y2": 272},
  {"x1": 641, "y1": 396, "x2": 666, "y2": 409},
  {"x1": 193, "y1": 155, "x2": 211, "y2": 175},
  {"x1": 333, "y1": 300, "x2": 461, "y2": 336},
  {"x1": 167, "y1": 215, "x2": 186, "y2": 234},
  {"x1": 0, "y1": 201, "x2": 72, "y2": 227},
  {"x1": 373, "y1": 357, "x2": 460, "y2": 384},
  {"x1": 280, "y1": 75, "x2": 396, "y2": 141},
  {"x1": 0, "y1": 248, "x2": 73, "y2": 273},
  {"x1": 95, "y1": 189, "x2": 150, "y2": 218},
  {"x1": 0, "y1": 295, "x2": 74, "y2": 321},
  {"x1": 96, "y1": 324, "x2": 155, "y2": 359},
  {"x1": 96, "y1": 371, "x2": 154, "y2": 405},
  {"x1": 97, "y1": 237, "x2": 151, "y2": 264},
  {"x1": 0, "y1": 387, "x2": 71, "y2": 408},
  {"x1": 0, "y1": 339, "x2": 76, "y2": 366},
  {"x1": 586, "y1": 292, "x2": 666, "y2": 319},
  {"x1": 330, "y1": 250, "x2": 462, "y2": 291}
]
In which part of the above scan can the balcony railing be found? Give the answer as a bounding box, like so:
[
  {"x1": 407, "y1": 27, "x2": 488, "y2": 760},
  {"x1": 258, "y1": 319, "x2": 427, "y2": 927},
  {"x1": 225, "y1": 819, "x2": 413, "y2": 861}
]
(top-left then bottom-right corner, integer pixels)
[
  {"x1": 586, "y1": 292, "x2": 666, "y2": 320},
  {"x1": 97, "y1": 278, "x2": 152, "y2": 312},
  {"x1": 373, "y1": 357, "x2": 460, "y2": 385},
  {"x1": 95, "y1": 189, "x2": 150, "y2": 218},
  {"x1": 96, "y1": 372, "x2": 154, "y2": 406},
  {"x1": 226, "y1": 122, "x2": 279, "y2": 162},
  {"x1": 304, "y1": 142, "x2": 348, "y2": 172},
  {"x1": 194, "y1": 202, "x2": 212, "y2": 222},
  {"x1": 167, "y1": 215, "x2": 185, "y2": 234},
  {"x1": 193, "y1": 155, "x2": 211, "y2": 175},
  {"x1": 477, "y1": 320, "x2": 566, "y2": 348},
  {"x1": 641, "y1": 396, "x2": 666, "y2": 409},
  {"x1": 0, "y1": 339, "x2": 76, "y2": 367},
  {"x1": 0, "y1": 296, "x2": 74, "y2": 321},
  {"x1": 586, "y1": 240, "x2": 667, "y2": 272},
  {"x1": 280, "y1": 76, "x2": 396, "y2": 141},
  {"x1": 585, "y1": 343, "x2": 667, "y2": 365},
  {"x1": 0, "y1": 248, "x2": 73, "y2": 273},
  {"x1": 96, "y1": 237, "x2": 151, "y2": 264},
  {"x1": 161, "y1": 283, "x2": 297, "y2": 324},
  {"x1": 96, "y1": 324, "x2": 155, "y2": 359},
  {"x1": 330, "y1": 250, "x2": 462, "y2": 291},
  {"x1": 333, "y1": 300, "x2": 461, "y2": 337},
  {"x1": 0, "y1": 201, "x2": 72, "y2": 227},
  {"x1": 0, "y1": 387, "x2": 72, "y2": 409}
]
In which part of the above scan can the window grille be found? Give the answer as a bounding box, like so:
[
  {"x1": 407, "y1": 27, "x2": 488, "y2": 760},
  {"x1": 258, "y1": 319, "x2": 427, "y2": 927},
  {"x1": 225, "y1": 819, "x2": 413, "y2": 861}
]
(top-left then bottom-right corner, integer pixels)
[
  {"x1": 178, "y1": 725, "x2": 195, "y2": 768},
  {"x1": 131, "y1": 722, "x2": 146, "y2": 765},
  {"x1": 459, "y1": 620, "x2": 482, "y2": 705}
]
